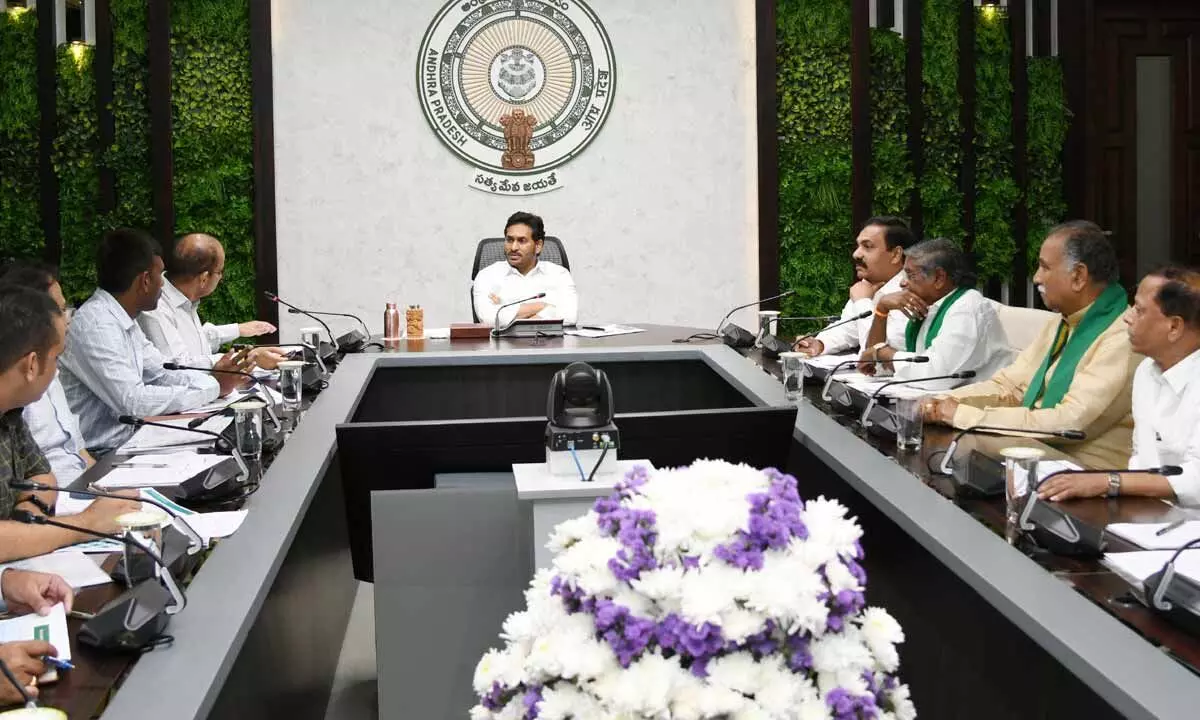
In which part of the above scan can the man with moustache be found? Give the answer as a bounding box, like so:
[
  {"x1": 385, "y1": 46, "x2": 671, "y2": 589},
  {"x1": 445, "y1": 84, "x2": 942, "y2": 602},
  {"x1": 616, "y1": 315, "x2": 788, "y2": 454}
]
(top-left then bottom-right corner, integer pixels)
[
  {"x1": 1037, "y1": 266, "x2": 1200, "y2": 504},
  {"x1": 472, "y1": 211, "x2": 578, "y2": 328},
  {"x1": 793, "y1": 216, "x2": 915, "y2": 357},
  {"x1": 923, "y1": 221, "x2": 1138, "y2": 469}
]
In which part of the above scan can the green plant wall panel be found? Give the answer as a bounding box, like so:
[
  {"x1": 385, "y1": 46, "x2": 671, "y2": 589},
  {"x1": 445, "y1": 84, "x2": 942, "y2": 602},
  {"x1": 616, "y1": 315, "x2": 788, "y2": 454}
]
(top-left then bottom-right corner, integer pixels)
[
  {"x1": 973, "y1": 6, "x2": 1018, "y2": 281},
  {"x1": 171, "y1": 0, "x2": 255, "y2": 326},
  {"x1": 777, "y1": 0, "x2": 854, "y2": 336},
  {"x1": 0, "y1": 9, "x2": 42, "y2": 262}
]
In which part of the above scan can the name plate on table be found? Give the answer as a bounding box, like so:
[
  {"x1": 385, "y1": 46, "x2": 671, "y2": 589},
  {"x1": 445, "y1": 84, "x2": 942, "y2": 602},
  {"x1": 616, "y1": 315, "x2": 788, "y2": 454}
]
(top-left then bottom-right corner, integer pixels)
[{"x1": 493, "y1": 318, "x2": 565, "y2": 338}]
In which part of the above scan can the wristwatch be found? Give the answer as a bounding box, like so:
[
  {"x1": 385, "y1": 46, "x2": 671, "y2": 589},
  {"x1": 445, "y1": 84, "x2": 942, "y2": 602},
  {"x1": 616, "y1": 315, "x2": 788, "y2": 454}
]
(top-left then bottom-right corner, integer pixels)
[
  {"x1": 869, "y1": 341, "x2": 888, "y2": 362},
  {"x1": 1106, "y1": 471, "x2": 1121, "y2": 498}
]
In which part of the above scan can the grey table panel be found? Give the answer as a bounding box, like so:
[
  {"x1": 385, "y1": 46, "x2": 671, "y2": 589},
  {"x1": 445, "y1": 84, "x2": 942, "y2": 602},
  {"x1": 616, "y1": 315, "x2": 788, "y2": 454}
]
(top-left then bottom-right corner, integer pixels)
[
  {"x1": 791, "y1": 399, "x2": 1200, "y2": 720},
  {"x1": 96, "y1": 341, "x2": 1200, "y2": 720},
  {"x1": 99, "y1": 357, "x2": 375, "y2": 720},
  {"x1": 373, "y1": 485, "x2": 532, "y2": 720}
]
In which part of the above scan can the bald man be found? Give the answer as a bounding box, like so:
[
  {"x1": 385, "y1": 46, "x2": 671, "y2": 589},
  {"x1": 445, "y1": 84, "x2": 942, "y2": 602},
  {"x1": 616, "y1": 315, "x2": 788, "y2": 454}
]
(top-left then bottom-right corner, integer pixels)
[{"x1": 138, "y1": 233, "x2": 285, "y2": 369}]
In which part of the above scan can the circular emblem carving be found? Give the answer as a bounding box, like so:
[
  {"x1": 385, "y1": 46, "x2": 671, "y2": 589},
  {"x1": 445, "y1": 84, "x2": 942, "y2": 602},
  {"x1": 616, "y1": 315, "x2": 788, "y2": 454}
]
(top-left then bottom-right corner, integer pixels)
[{"x1": 417, "y1": 0, "x2": 616, "y2": 175}]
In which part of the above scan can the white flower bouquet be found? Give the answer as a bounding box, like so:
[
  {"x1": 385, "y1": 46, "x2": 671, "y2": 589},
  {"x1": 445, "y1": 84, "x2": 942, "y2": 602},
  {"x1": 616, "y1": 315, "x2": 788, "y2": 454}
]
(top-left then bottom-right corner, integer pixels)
[{"x1": 471, "y1": 460, "x2": 915, "y2": 720}]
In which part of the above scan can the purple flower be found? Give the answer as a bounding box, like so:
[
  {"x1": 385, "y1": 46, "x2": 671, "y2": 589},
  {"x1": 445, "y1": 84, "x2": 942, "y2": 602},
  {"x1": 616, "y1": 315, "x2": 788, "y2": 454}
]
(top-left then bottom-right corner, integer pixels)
[
  {"x1": 714, "y1": 469, "x2": 809, "y2": 570},
  {"x1": 481, "y1": 682, "x2": 508, "y2": 711},
  {"x1": 826, "y1": 687, "x2": 880, "y2": 720},
  {"x1": 522, "y1": 685, "x2": 543, "y2": 720}
]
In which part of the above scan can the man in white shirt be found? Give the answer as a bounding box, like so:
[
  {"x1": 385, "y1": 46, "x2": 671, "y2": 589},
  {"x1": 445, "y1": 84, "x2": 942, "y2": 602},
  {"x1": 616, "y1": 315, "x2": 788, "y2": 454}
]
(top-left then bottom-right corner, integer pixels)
[
  {"x1": 793, "y1": 216, "x2": 915, "y2": 356},
  {"x1": 472, "y1": 211, "x2": 578, "y2": 328},
  {"x1": 857, "y1": 238, "x2": 1011, "y2": 389},
  {"x1": 138, "y1": 233, "x2": 283, "y2": 369},
  {"x1": 0, "y1": 262, "x2": 93, "y2": 486},
  {"x1": 59, "y1": 229, "x2": 246, "y2": 453},
  {"x1": 1039, "y1": 266, "x2": 1200, "y2": 504}
]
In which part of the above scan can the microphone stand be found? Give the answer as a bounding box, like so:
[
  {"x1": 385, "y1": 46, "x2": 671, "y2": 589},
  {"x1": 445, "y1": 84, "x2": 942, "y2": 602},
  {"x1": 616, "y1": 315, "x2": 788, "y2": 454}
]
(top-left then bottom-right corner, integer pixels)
[
  {"x1": 263, "y1": 292, "x2": 340, "y2": 354},
  {"x1": 1146, "y1": 537, "x2": 1200, "y2": 628},
  {"x1": 13, "y1": 511, "x2": 186, "y2": 653},
  {"x1": 674, "y1": 290, "x2": 797, "y2": 343},
  {"x1": 118, "y1": 415, "x2": 249, "y2": 480},
  {"x1": 11, "y1": 511, "x2": 185, "y2": 615},
  {"x1": 1015, "y1": 466, "x2": 1182, "y2": 557},
  {"x1": 860, "y1": 371, "x2": 976, "y2": 428},
  {"x1": 10, "y1": 480, "x2": 204, "y2": 555},
  {"x1": 491, "y1": 293, "x2": 548, "y2": 336},
  {"x1": 163, "y1": 363, "x2": 280, "y2": 430},
  {"x1": 821, "y1": 356, "x2": 930, "y2": 403},
  {"x1": 938, "y1": 425, "x2": 1087, "y2": 475},
  {"x1": 791, "y1": 310, "x2": 874, "y2": 350},
  {"x1": 286, "y1": 307, "x2": 375, "y2": 351}
]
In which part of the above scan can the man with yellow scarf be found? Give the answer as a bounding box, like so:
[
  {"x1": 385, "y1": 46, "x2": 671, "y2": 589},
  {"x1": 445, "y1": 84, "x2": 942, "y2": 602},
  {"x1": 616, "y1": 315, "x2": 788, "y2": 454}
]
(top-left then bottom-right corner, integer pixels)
[{"x1": 923, "y1": 221, "x2": 1139, "y2": 470}]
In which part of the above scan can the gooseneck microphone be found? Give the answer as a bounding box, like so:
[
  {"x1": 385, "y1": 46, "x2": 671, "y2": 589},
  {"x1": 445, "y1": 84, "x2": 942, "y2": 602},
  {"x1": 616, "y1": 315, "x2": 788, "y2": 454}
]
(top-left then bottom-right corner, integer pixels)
[
  {"x1": 792, "y1": 310, "x2": 874, "y2": 349},
  {"x1": 1017, "y1": 466, "x2": 1183, "y2": 557},
  {"x1": 263, "y1": 291, "x2": 340, "y2": 353},
  {"x1": 118, "y1": 415, "x2": 249, "y2": 479},
  {"x1": 285, "y1": 307, "x2": 372, "y2": 350},
  {"x1": 674, "y1": 290, "x2": 797, "y2": 344},
  {"x1": 491, "y1": 293, "x2": 547, "y2": 335},
  {"x1": 1145, "y1": 537, "x2": 1200, "y2": 628},
  {"x1": 11, "y1": 510, "x2": 186, "y2": 651},
  {"x1": 162, "y1": 362, "x2": 280, "y2": 430},
  {"x1": 10, "y1": 479, "x2": 203, "y2": 554},
  {"x1": 938, "y1": 425, "x2": 1087, "y2": 475},
  {"x1": 821, "y1": 356, "x2": 930, "y2": 403},
  {"x1": 860, "y1": 371, "x2": 977, "y2": 427}
]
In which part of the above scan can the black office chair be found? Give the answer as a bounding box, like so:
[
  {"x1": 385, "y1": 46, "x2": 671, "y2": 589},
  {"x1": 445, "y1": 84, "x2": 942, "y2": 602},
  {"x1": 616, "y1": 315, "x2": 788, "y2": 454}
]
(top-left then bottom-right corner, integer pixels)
[{"x1": 470, "y1": 237, "x2": 570, "y2": 322}]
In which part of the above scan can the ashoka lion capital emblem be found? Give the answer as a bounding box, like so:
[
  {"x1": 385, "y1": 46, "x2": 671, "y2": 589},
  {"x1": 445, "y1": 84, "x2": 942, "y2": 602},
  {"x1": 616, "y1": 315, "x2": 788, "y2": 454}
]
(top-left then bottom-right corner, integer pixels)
[{"x1": 417, "y1": 0, "x2": 616, "y2": 185}]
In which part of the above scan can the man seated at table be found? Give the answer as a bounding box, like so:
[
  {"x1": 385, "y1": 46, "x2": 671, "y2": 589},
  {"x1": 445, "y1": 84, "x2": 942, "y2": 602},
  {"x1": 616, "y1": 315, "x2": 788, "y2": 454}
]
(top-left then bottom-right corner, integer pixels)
[
  {"x1": 793, "y1": 216, "x2": 915, "y2": 357},
  {"x1": 0, "y1": 286, "x2": 140, "y2": 560},
  {"x1": 0, "y1": 568, "x2": 75, "y2": 705},
  {"x1": 1038, "y1": 266, "x2": 1200, "y2": 504},
  {"x1": 59, "y1": 228, "x2": 247, "y2": 453},
  {"x1": 472, "y1": 211, "x2": 578, "y2": 328},
  {"x1": 0, "y1": 261, "x2": 94, "y2": 487},
  {"x1": 923, "y1": 221, "x2": 1138, "y2": 468},
  {"x1": 856, "y1": 238, "x2": 1011, "y2": 389},
  {"x1": 138, "y1": 233, "x2": 286, "y2": 369}
]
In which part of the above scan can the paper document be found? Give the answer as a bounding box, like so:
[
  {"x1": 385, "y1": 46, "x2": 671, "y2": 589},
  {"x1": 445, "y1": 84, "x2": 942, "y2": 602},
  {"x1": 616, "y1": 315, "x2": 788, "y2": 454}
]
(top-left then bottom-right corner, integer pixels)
[
  {"x1": 185, "y1": 510, "x2": 248, "y2": 544},
  {"x1": 189, "y1": 390, "x2": 249, "y2": 415},
  {"x1": 803, "y1": 353, "x2": 857, "y2": 370},
  {"x1": 117, "y1": 415, "x2": 232, "y2": 454},
  {"x1": 95, "y1": 452, "x2": 230, "y2": 489},
  {"x1": 1102, "y1": 549, "x2": 1200, "y2": 589},
  {"x1": 0, "y1": 551, "x2": 111, "y2": 590},
  {"x1": 1107, "y1": 521, "x2": 1200, "y2": 551},
  {"x1": 565, "y1": 324, "x2": 644, "y2": 338},
  {"x1": 0, "y1": 603, "x2": 72, "y2": 683}
]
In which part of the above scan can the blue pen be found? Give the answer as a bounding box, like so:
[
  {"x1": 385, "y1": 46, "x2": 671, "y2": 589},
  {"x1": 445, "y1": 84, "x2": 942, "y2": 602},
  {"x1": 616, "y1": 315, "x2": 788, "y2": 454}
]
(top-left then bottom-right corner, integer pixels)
[{"x1": 42, "y1": 656, "x2": 73, "y2": 671}]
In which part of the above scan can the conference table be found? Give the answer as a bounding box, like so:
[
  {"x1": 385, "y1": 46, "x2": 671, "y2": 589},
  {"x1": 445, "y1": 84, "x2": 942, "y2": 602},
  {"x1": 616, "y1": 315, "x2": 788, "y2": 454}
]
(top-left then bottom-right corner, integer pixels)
[{"x1": 23, "y1": 324, "x2": 1200, "y2": 719}]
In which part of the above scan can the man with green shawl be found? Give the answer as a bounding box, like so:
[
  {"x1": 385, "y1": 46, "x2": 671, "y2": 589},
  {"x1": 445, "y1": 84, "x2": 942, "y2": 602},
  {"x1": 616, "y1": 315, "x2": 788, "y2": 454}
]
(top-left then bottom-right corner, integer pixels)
[
  {"x1": 856, "y1": 238, "x2": 1012, "y2": 391},
  {"x1": 924, "y1": 221, "x2": 1138, "y2": 469}
]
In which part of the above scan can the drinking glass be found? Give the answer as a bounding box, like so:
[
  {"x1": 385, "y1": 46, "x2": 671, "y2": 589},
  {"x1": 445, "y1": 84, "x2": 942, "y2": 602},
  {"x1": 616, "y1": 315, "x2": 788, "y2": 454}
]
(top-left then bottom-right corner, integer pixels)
[
  {"x1": 278, "y1": 360, "x2": 305, "y2": 410},
  {"x1": 778, "y1": 352, "x2": 806, "y2": 400},
  {"x1": 300, "y1": 326, "x2": 323, "y2": 352},
  {"x1": 233, "y1": 401, "x2": 265, "y2": 459},
  {"x1": 1000, "y1": 446, "x2": 1044, "y2": 543},
  {"x1": 116, "y1": 510, "x2": 169, "y2": 588},
  {"x1": 894, "y1": 396, "x2": 924, "y2": 450},
  {"x1": 757, "y1": 310, "x2": 781, "y2": 345}
]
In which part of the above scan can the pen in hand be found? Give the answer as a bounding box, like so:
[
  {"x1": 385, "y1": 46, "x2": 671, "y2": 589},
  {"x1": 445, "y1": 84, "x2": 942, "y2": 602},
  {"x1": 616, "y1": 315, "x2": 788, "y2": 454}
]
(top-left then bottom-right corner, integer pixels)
[{"x1": 42, "y1": 655, "x2": 74, "y2": 671}]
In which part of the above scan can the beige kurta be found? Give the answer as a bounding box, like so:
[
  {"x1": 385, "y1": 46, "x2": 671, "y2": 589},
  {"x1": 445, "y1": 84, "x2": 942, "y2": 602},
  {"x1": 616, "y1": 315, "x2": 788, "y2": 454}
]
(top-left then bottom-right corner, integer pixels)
[{"x1": 949, "y1": 300, "x2": 1139, "y2": 469}]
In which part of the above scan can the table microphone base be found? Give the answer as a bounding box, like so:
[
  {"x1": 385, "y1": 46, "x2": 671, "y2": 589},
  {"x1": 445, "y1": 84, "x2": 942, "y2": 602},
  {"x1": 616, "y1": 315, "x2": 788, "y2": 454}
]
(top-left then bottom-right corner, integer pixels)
[
  {"x1": 112, "y1": 525, "x2": 198, "y2": 585},
  {"x1": 720, "y1": 324, "x2": 756, "y2": 349},
  {"x1": 78, "y1": 580, "x2": 172, "y2": 652}
]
